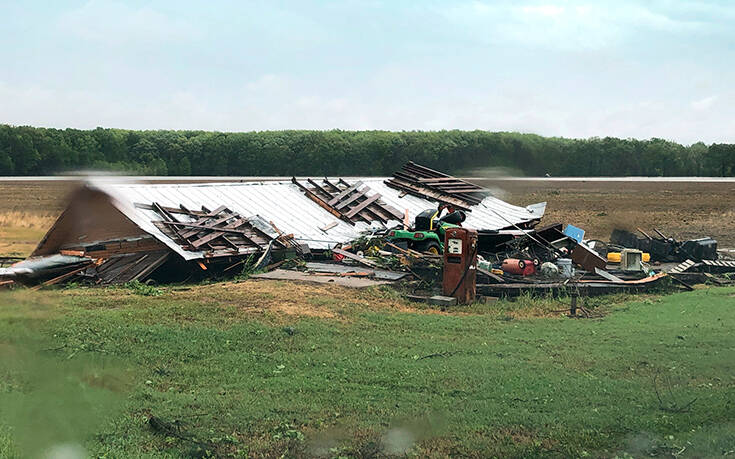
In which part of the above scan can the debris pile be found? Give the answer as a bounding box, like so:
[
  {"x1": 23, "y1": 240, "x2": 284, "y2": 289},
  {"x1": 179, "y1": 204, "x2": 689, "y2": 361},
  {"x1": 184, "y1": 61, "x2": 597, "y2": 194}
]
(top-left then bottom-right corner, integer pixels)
[
  {"x1": 609, "y1": 228, "x2": 718, "y2": 263},
  {"x1": 2, "y1": 162, "x2": 733, "y2": 301},
  {"x1": 1, "y1": 162, "x2": 540, "y2": 289}
]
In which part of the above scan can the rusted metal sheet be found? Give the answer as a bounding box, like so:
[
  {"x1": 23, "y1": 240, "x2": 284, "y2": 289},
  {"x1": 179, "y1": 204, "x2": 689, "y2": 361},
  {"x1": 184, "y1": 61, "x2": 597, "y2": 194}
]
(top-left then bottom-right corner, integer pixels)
[{"x1": 571, "y1": 243, "x2": 607, "y2": 271}]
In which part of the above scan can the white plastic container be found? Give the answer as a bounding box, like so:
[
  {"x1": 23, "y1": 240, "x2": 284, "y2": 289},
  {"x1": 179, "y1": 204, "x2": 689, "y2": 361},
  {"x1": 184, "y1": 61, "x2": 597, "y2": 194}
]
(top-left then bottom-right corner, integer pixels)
[{"x1": 556, "y1": 258, "x2": 574, "y2": 278}]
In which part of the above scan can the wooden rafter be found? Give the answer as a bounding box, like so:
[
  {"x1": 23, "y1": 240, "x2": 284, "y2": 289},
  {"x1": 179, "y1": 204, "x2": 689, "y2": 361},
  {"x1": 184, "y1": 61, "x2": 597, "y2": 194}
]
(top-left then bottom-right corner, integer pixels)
[
  {"x1": 146, "y1": 203, "x2": 282, "y2": 257},
  {"x1": 385, "y1": 161, "x2": 491, "y2": 209},
  {"x1": 292, "y1": 177, "x2": 403, "y2": 224}
]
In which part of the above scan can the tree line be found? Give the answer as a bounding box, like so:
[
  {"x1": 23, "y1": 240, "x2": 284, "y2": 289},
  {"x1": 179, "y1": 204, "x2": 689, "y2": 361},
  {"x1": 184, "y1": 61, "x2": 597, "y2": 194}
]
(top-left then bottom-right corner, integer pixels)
[{"x1": 1, "y1": 124, "x2": 733, "y2": 177}]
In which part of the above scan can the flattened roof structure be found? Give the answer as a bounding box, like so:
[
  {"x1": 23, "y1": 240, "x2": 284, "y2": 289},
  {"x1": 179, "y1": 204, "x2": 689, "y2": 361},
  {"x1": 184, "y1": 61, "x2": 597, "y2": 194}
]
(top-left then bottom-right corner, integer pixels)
[{"x1": 90, "y1": 178, "x2": 546, "y2": 260}]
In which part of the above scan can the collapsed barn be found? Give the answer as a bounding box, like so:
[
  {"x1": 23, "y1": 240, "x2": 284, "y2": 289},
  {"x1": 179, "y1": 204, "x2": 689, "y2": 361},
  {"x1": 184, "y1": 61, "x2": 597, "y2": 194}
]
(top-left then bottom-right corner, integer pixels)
[
  {"x1": 3, "y1": 161, "x2": 731, "y2": 302},
  {"x1": 0, "y1": 162, "x2": 545, "y2": 288}
]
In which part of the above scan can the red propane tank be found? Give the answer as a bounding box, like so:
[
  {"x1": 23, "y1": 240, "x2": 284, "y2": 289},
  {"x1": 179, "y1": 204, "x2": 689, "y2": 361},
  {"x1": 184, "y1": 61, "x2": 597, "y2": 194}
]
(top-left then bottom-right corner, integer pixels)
[{"x1": 501, "y1": 258, "x2": 536, "y2": 276}]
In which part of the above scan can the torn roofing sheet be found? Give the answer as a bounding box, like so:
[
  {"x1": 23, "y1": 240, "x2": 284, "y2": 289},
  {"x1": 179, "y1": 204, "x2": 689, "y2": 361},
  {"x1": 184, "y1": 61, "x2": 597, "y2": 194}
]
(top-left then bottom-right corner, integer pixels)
[{"x1": 90, "y1": 178, "x2": 545, "y2": 261}]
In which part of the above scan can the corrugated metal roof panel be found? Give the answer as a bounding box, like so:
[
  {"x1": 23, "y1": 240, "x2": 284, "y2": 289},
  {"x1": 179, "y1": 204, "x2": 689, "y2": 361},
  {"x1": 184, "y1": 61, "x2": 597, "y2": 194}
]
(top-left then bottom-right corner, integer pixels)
[{"x1": 91, "y1": 178, "x2": 544, "y2": 260}]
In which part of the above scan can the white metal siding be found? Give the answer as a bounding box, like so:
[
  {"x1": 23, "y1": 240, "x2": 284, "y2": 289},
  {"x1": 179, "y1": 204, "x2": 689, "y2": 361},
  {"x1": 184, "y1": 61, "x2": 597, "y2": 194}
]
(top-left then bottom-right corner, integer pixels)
[{"x1": 91, "y1": 178, "x2": 545, "y2": 260}]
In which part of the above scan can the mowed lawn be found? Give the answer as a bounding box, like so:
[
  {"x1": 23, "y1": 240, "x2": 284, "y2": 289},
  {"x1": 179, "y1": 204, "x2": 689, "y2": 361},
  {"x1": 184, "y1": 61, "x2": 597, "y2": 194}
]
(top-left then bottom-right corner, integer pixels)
[{"x1": 0, "y1": 281, "x2": 734, "y2": 458}]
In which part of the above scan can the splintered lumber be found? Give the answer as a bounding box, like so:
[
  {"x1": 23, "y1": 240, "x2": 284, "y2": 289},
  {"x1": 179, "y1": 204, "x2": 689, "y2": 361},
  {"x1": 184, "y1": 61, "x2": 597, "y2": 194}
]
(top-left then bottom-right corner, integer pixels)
[
  {"x1": 148, "y1": 203, "x2": 281, "y2": 257},
  {"x1": 384, "y1": 241, "x2": 440, "y2": 259},
  {"x1": 31, "y1": 262, "x2": 97, "y2": 290},
  {"x1": 335, "y1": 188, "x2": 369, "y2": 210},
  {"x1": 189, "y1": 218, "x2": 251, "y2": 248},
  {"x1": 305, "y1": 262, "x2": 407, "y2": 281},
  {"x1": 95, "y1": 251, "x2": 170, "y2": 284},
  {"x1": 332, "y1": 248, "x2": 380, "y2": 268},
  {"x1": 327, "y1": 181, "x2": 363, "y2": 205},
  {"x1": 385, "y1": 161, "x2": 492, "y2": 209},
  {"x1": 292, "y1": 177, "x2": 352, "y2": 223},
  {"x1": 345, "y1": 193, "x2": 381, "y2": 218},
  {"x1": 319, "y1": 221, "x2": 339, "y2": 232},
  {"x1": 292, "y1": 177, "x2": 402, "y2": 224},
  {"x1": 669, "y1": 260, "x2": 698, "y2": 274},
  {"x1": 385, "y1": 179, "x2": 471, "y2": 210},
  {"x1": 158, "y1": 220, "x2": 255, "y2": 235},
  {"x1": 670, "y1": 275, "x2": 694, "y2": 291}
]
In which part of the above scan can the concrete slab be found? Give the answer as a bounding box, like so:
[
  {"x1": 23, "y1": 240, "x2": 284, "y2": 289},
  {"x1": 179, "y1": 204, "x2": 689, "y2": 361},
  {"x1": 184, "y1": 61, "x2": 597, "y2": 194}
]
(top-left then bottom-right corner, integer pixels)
[
  {"x1": 252, "y1": 269, "x2": 391, "y2": 288},
  {"x1": 428, "y1": 295, "x2": 458, "y2": 306}
]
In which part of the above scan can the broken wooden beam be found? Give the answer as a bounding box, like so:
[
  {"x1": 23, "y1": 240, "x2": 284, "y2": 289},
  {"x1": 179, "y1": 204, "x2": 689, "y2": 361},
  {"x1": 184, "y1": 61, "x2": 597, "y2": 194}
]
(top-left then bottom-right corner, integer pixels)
[{"x1": 332, "y1": 248, "x2": 380, "y2": 268}]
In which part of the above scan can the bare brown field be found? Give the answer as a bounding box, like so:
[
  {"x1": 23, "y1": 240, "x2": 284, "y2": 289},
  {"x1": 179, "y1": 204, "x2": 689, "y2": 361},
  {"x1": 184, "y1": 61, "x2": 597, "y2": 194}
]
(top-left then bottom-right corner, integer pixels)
[
  {"x1": 0, "y1": 181, "x2": 76, "y2": 257},
  {"x1": 0, "y1": 181, "x2": 77, "y2": 214},
  {"x1": 0, "y1": 179, "x2": 733, "y2": 257},
  {"x1": 483, "y1": 179, "x2": 735, "y2": 247}
]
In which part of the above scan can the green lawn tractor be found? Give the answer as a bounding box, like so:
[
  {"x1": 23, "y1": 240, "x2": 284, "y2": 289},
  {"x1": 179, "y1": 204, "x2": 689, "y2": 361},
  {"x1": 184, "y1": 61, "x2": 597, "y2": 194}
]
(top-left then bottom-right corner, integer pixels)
[{"x1": 386, "y1": 207, "x2": 466, "y2": 254}]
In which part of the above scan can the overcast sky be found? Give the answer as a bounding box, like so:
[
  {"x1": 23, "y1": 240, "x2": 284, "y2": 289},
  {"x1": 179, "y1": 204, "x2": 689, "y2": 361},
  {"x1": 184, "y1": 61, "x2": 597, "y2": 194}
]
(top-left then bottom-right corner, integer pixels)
[{"x1": 2, "y1": 0, "x2": 734, "y2": 143}]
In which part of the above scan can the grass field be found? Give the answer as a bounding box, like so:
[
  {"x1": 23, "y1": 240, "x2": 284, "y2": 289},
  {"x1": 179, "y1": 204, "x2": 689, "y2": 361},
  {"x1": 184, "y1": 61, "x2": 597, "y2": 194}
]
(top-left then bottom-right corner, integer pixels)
[
  {"x1": 0, "y1": 179, "x2": 733, "y2": 457},
  {"x1": 1, "y1": 281, "x2": 734, "y2": 458}
]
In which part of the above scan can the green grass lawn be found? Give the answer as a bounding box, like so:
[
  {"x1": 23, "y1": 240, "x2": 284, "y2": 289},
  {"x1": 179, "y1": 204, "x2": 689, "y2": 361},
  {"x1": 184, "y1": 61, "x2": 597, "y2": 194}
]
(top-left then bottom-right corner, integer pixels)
[{"x1": 1, "y1": 282, "x2": 734, "y2": 458}]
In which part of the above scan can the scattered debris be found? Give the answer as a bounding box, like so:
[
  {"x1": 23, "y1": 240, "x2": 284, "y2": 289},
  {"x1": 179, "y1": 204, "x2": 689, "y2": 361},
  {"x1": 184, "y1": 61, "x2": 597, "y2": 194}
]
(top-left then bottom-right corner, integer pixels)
[
  {"x1": 571, "y1": 243, "x2": 607, "y2": 272},
  {"x1": 141, "y1": 203, "x2": 286, "y2": 257},
  {"x1": 331, "y1": 248, "x2": 380, "y2": 269},
  {"x1": 4, "y1": 162, "x2": 733, "y2": 303},
  {"x1": 611, "y1": 228, "x2": 718, "y2": 262},
  {"x1": 304, "y1": 262, "x2": 407, "y2": 281}
]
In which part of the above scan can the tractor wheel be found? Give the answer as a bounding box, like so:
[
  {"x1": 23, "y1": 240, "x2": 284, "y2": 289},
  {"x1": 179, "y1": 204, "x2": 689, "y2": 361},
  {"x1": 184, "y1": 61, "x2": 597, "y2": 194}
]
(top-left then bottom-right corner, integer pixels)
[{"x1": 416, "y1": 240, "x2": 442, "y2": 255}]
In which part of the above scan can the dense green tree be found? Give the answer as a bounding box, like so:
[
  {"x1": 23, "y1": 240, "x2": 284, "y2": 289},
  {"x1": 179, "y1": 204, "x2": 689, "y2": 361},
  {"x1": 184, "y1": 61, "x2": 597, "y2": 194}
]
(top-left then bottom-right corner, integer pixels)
[
  {"x1": 0, "y1": 124, "x2": 730, "y2": 177},
  {"x1": 7, "y1": 131, "x2": 40, "y2": 175},
  {"x1": 706, "y1": 144, "x2": 735, "y2": 176}
]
